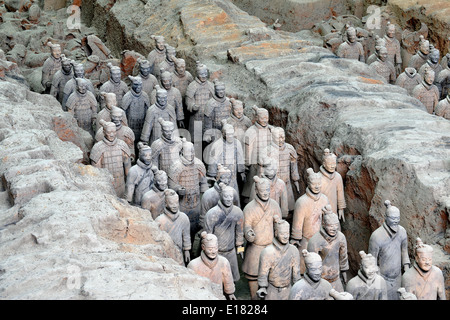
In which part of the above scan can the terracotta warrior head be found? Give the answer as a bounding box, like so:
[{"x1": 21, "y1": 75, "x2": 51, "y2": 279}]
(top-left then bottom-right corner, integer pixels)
[
  {"x1": 271, "y1": 127, "x2": 285, "y2": 148},
  {"x1": 377, "y1": 46, "x2": 388, "y2": 62},
  {"x1": 160, "y1": 68, "x2": 173, "y2": 90},
  {"x1": 71, "y1": 62, "x2": 85, "y2": 79},
  {"x1": 254, "y1": 175, "x2": 271, "y2": 202},
  {"x1": 220, "y1": 120, "x2": 235, "y2": 143},
  {"x1": 154, "y1": 85, "x2": 168, "y2": 106},
  {"x1": 414, "y1": 237, "x2": 433, "y2": 272},
  {"x1": 110, "y1": 106, "x2": 124, "y2": 128},
  {"x1": 429, "y1": 48, "x2": 440, "y2": 65},
  {"x1": 230, "y1": 98, "x2": 244, "y2": 119},
  {"x1": 137, "y1": 142, "x2": 152, "y2": 165},
  {"x1": 137, "y1": 58, "x2": 151, "y2": 78},
  {"x1": 385, "y1": 22, "x2": 396, "y2": 39},
  {"x1": 61, "y1": 54, "x2": 72, "y2": 73},
  {"x1": 47, "y1": 41, "x2": 61, "y2": 59},
  {"x1": 196, "y1": 61, "x2": 208, "y2": 83},
  {"x1": 107, "y1": 62, "x2": 121, "y2": 84},
  {"x1": 322, "y1": 148, "x2": 337, "y2": 173},
  {"x1": 346, "y1": 27, "x2": 357, "y2": 44},
  {"x1": 252, "y1": 105, "x2": 269, "y2": 127},
  {"x1": 181, "y1": 138, "x2": 195, "y2": 163},
  {"x1": 213, "y1": 79, "x2": 226, "y2": 99},
  {"x1": 216, "y1": 163, "x2": 232, "y2": 186},
  {"x1": 322, "y1": 205, "x2": 340, "y2": 237},
  {"x1": 423, "y1": 67, "x2": 435, "y2": 85},
  {"x1": 158, "y1": 117, "x2": 175, "y2": 140},
  {"x1": 302, "y1": 249, "x2": 323, "y2": 282},
  {"x1": 154, "y1": 169, "x2": 168, "y2": 192},
  {"x1": 101, "y1": 92, "x2": 117, "y2": 111},
  {"x1": 99, "y1": 119, "x2": 116, "y2": 142},
  {"x1": 273, "y1": 215, "x2": 290, "y2": 245},
  {"x1": 261, "y1": 157, "x2": 278, "y2": 180},
  {"x1": 218, "y1": 182, "x2": 235, "y2": 208},
  {"x1": 164, "y1": 188, "x2": 179, "y2": 214},
  {"x1": 128, "y1": 75, "x2": 143, "y2": 94},
  {"x1": 418, "y1": 35, "x2": 430, "y2": 55},
  {"x1": 359, "y1": 251, "x2": 378, "y2": 281},
  {"x1": 76, "y1": 78, "x2": 88, "y2": 95},
  {"x1": 173, "y1": 57, "x2": 186, "y2": 76},
  {"x1": 151, "y1": 35, "x2": 166, "y2": 52},
  {"x1": 384, "y1": 200, "x2": 401, "y2": 232},
  {"x1": 165, "y1": 44, "x2": 176, "y2": 62},
  {"x1": 306, "y1": 168, "x2": 322, "y2": 194},
  {"x1": 200, "y1": 231, "x2": 219, "y2": 260}
]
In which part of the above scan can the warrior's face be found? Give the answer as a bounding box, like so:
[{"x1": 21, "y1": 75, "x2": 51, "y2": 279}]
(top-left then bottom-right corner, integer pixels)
[
  {"x1": 361, "y1": 260, "x2": 378, "y2": 280},
  {"x1": 378, "y1": 48, "x2": 388, "y2": 62},
  {"x1": 77, "y1": 81, "x2": 87, "y2": 95},
  {"x1": 52, "y1": 46, "x2": 61, "y2": 59},
  {"x1": 202, "y1": 242, "x2": 218, "y2": 260},
  {"x1": 420, "y1": 42, "x2": 430, "y2": 55},
  {"x1": 162, "y1": 127, "x2": 174, "y2": 140},
  {"x1": 221, "y1": 188, "x2": 234, "y2": 208},
  {"x1": 215, "y1": 86, "x2": 225, "y2": 99},
  {"x1": 74, "y1": 66, "x2": 85, "y2": 78},
  {"x1": 232, "y1": 104, "x2": 244, "y2": 119},
  {"x1": 218, "y1": 172, "x2": 231, "y2": 187},
  {"x1": 264, "y1": 163, "x2": 276, "y2": 180},
  {"x1": 198, "y1": 69, "x2": 208, "y2": 83},
  {"x1": 323, "y1": 157, "x2": 336, "y2": 173},
  {"x1": 140, "y1": 149, "x2": 152, "y2": 165},
  {"x1": 223, "y1": 127, "x2": 235, "y2": 143},
  {"x1": 132, "y1": 81, "x2": 143, "y2": 94},
  {"x1": 111, "y1": 113, "x2": 122, "y2": 128},
  {"x1": 275, "y1": 223, "x2": 290, "y2": 245},
  {"x1": 156, "y1": 93, "x2": 168, "y2": 106},
  {"x1": 182, "y1": 145, "x2": 195, "y2": 163},
  {"x1": 308, "y1": 177, "x2": 322, "y2": 194},
  {"x1": 105, "y1": 95, "x2": 117, "y2": 110},
  {"x1": 62, "y1": 61, "x2": 71, "y2": 73},
  {"x1": 386, "y1": 26, "x2": 395, "y2": 39},
  {"x1": 110, "y1": 69, "x2": 121, "y2": 84},
  {"x1": 175, "y1": 62, "x2": 186, "y2": 76},
  {"x1": 256, "y1": 182, "x2": 271, "y2": 201},
  {"x1": 323, "y1": 221, "x2": 339, "y2": 237},
  {"x1": 424, "y1": 72, "x2": 434, "y2": 85},
  {"x1": 276, "y1": 130, "x2": 285, "y2": 147},
  {"x1": 166, "y1": 195, "x2": 179, "y2": 214},
  {"x1": 430, "y1": 51, "x2": 440, "y2": 64},
  {"x1": 347, "y1": 31, "x2": 357, "y2": 43},
  {"x1": 416, "y1": 252, "x2": 433, "y2": 272},
  {"x1": 385, "y1": 209, "x2": 400, "y2": 232},
  {"x1": 161, "y1": 78, "x2": 172, "y2": 90},
  {"x1": 155, "y1": 174, "x2": 168, "y2": 191},
  {"x1": 257, "y1": 112, "x2": 269, "y2": 127},
  {"x1": 306, "y1": 261, "x2": 323, "y2": 282},
  {"x1": 104, "y1": 126, "x2": 116, "y2": 142},
  {"x1": 155, "y1": 39, "x2": 165, "y2": 51}
]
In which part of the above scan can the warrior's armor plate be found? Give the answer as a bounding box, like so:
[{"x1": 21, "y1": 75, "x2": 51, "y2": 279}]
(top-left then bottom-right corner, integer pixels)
[
  {"x1": 99, "y1": 80, "x2": 129, "y2": 107},
  {"x1": 395, "y1": 68, "x2": 423, "y2": 96},
  {"x1": 95, "y1": 125, "x2": 135, "y2": 159},
  {"x1": 140, "y1": 102, "x2": 178, "y2": 146},
  {"x1": 62, "y1": 77, "x2": 95, "y2": 111},
  {"x1": 151, "y1": 136, "x2": 182, "y2": 173},
  {"x1": 172, "y1": 70, "x2": 194, "y2": 97},
  {"x1": 412, "y1": 81, "x2": 440, "y2": 114},
  {"x1": 96, "y1": 107, "x2": 128, "y2": 130},
  {"x1": 150, "y1": 86, "x2": 184, "y2": 121}
]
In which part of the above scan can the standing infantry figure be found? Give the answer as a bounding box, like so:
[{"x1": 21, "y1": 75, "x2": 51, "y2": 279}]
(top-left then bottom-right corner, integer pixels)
[
  {"x1": 151, "y1": 69, "x2": 184, "y2": 128},
  {"x1": 66, "y1": 78, "x2": 98, "y2": 137},
  {"x1": 62, "y1": 62, "x2": 95, "y2": 111},
  {"x1": 384, "y1": 22, "x2": 402, "y2": 76},
  {"x1": 141, "y1": 169, "x2": 168, "y2": 219},
  {"x1": 50, "y1": 54, "x2": 73, "y2": 105},
  {"x1": 155, "y1": 44, "x2": 176, "y2": 79},
  {"x1": 346, "y1": 251, "x2": 388, "y2": 300},
  {"x1": 418, "y1": 48, "x2": 443, "y2": 84},
  {"x1": 370, "y1": 46, "x2": 396, "y2": 84},
  {"x1": 95, "y1": 106, "x2": 135, "y2": 161},
  {"x1": 90, "y1": 120, "x2": 131, "y2": 197},
  {"x1": 203, "y1": 79, "x2": 231, "y2": 142},
  {"x1": 401, "y1": 238, "x2": 446, "y2": 300},
  {"x1": 147, "y1": 35, "x2": 166, "y2": 76},
  {"x1": 207, "y1": 121, "x2": 245, "y2": 197},
  {"x1": 368, "y1": 200, "x2": 410, "y2": 300},
  {"x1": 336, "y1": 27, "x2": 365, "y2": 62},
  {"x1": 121, "y1": 75, "x2": 151, "y2": 144},
  {"x1": 412, "y1": 67, "x2": 440, "y2": 114},
  {"x1": 307, "y1": 205, "x2": 348, "y2": 292},
  {"x1": 225, "y1": 98, "x2": 252, "y2": 148},
  {"x1": 172, "y1": 57, "x2": 194, "y2": 99},
  {"x1": 269, "y1": 127, "x2": 300, "y2": 213},
  {"x1": 96, "y1": 92, "x2": 128, "y2": 130},
  {"x1": 242, "y1": 176, "x2": 282, "y2": 300},
  {"x1": 366, "y1": 35, "x2": 385, "y2": 66},
  {"x1": 185, "y1": 61, "x2": 214, "y2": 152},
  {"x1": 141, "y1": 85, "x2": 178, "y2": 146},
  {"x1": 291, "y1": 168, "x2": 329, "y2": 274},
  {"x1": 204, "y1": 183, "x2": 244, "y2": 282},
  {"x1": 41, "y1": 42, "x2": 62, "y2": 93},
  {"x1": 395, "y1": 67, "x2": 423, "y2": 96},
  {"x1": 188, "y1": 232, "x2": 236, "y2": 300},
  {"x1": 436, "y1": 55, "x2": 450, "y2": 99},
  {"x1": 319, "y1": 149, "x2": 346, "y2": 222},
  {"x1": 168, "y1": 139, "x2": 208, "y2": 239},
  {"x1": 125, "y1": 143, "x2": 156, "y2": 206},
  {"x1": 99, "y1": 63, "x2": 128, "y2": 108},
  {"x1": 156, "y1": 189, "x2": 191, "y2": 265},
  {"x1": 257, "y1": 216, "x2": 301, "y2": 300},
  {"x1": 200, "y1": 164, "x2": 240, "y2": 230},
  {"x1": 408, "y1": 35, "x2": 430, "y2": 71},
  {"x1": 150, "y1": 118, "x2": 182, "y2": 174},
  {"x1": 435, "y1": 92, "x2": 450, "y2": 120},
  {"x1": 136, "y1": 58, "x2": 158, "y2": 98}
]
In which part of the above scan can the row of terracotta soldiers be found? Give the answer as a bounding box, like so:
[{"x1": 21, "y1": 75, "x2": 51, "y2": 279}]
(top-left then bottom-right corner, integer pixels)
[{"x1": 337, "y1": 23, "x2": 450, "y2": 119}]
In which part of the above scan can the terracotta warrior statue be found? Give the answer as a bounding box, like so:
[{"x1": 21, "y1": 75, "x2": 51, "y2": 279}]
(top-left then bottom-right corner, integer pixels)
[
  {"x1": 90, "y1": 120, "x2": 131, "y2": 198},
  {"x1": 41, "y1": 42, "x2": 62, "y2": 93},
  {"x1": 203, "y1": 79, "x2": 231, "y2": 142},
  {"x1": 291, "y1": 168, "x2": 329, "y2": 274},
  {"x1": 249, "y1": 157, "x2": 289, "y2": 218},
  {"x1": 121, "y1": 75, "x2": 151, "y2": 143},
  {"x1": 141, "y1": 85, "x2": 178, "y2": 146},
  {"x1": 147, "y1": 35, "x2": 167, "y2": 76},
  {"x1": 336, "y1": 27, "x2": 365, "y2": 63},
  {"x1": 435, "y1": 92, "x2": 450, "y2": 120},
  {"x1": 62, "y1": 62, "x2": 95, "y2": 111},
  {"x1": 95, "y1": 106, "x2": 135, "y2": 161},
  {"x1": 168, "y1": 139, "x2": 208, "y2": 239},
  {"x1": 395, "y1": 67, "x2": 423, "y2": 96},
  {"x1": 408, "y1": 35, "x2": 430, "y2": 71},
  {"x1": 412, "y1": 66, "x2": 440, "y2": 114},
  {"x1": 125, "y1": 142, "x2": 156, "y2": 206},
  {"x1": 99, "y1": 63, "x2": 128, "y2": 109},
  {"x1": 242, "y1": 106, "x2": 273, "y2": 202},
  {"x1": 366, "y1": 35, "x2": 386, "y2": 66},
  {"x1": 204, "y1": 183, "x2": 244, "y2": 282},
  {"x1": 368, "y1": 200, "x2": 410, "y2": 300},
  {"x1": 141, "y1": 168, "x2": 168, "y2": 219},
  {"x1": 319, "y1": 148, "x2": 346, "y2": 223},
  {"x1": 346, "y1": 251, "x2": 388, "y2": 300},
  {"x1": 436, "y1": 54, "x2": 450, "y2": 99},
  {"x1": 257, "y1": 216, "x2": 301, "y2": 300},
  {"x1": 155, "y1": 44, "x2": 176, "y2": 79},
  {"x1": 150, "y1": 118, "x2": 182, "y2": 174},
  {"x1": 384, "y1": 22, "x2": 402, "y2": 76},
  {"x1": 269, "y1": 127, "x2": 300, "y2": 213},
  {"x1": 307, "y1": 205, "x2": 348, "y2": 292},
  {"x1": 66, "y1": 78, "x2": 98, "y2": 137},
  {"x1": 200, "y1": 164, "x2": 240, "y2": 230},
  {"x1": 401, "y1": 238, "x2": 446, "y2": 300},
  {"x1": 172, "y1": 57, "x2": 194, "y2": 99},
  {"x1": 206, "y1": 121, "x2": 245, "y2": 197},
  {"x1": 418, "y1": 48, "x2": 443, "y2": 90},
  {"x1": 155, "y1": 189, "x2": 191, "y2": 265},
  {"x1": 185, "y1": 61, "x2": 214, "y2": 148},
  {"x1": 50, "y1": 54, "x2": 73, "y2": 104},
  {"x1": 187, "y1": 232, "x2": 236, "y2": 300},
  {"x1": 151, "y1": 69, "x2": 184, "y2": 128},
  {"x1": 370, "y1": 45, "x2": 396, "y2": 84},
  {"x1": 136, "y1": 58, "x2": 158, "y2": 98},
  {"x1": 225, "y1": 98, "x2": 252, "y2": 148},
  {"x1": 96, "y1": 92, "x2": 128, "y2": 130},
  {"x1": 242, "y1": 176, "x2": 282, "y2": 300}
]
